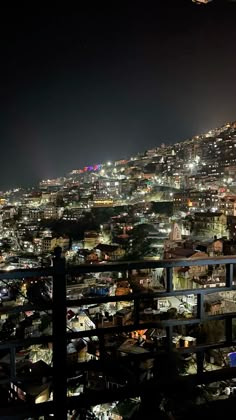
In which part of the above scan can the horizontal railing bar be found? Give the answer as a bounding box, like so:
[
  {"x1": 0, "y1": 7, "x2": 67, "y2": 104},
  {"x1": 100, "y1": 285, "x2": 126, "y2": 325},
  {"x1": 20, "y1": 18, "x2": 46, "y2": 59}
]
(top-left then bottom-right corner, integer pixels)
[
  {"x1": 2, "y1": 313, "x2": 236, "y2": 350},
  {"x1": 178, "y1": 340, "x2": 236, "y2": 354},
  {"x1": 2, "y1": 366, "x2": 236, "y2": 418},
  {"x1": 0, "y1": 267, "x2": 53, "y2": 280},
  {"x1": 66, "y1": 341, "x2": 236, "y2": 370},
  {"x1": 0, "y1": 303, "x2": 52, "y2": 315},
  {"x1": 1, "y1": 340, "x2": 236, "y2": 381},
  {"x1": 66, "y1": 319, "x2": 202, "y2": 340},
  {"x1": 0, "y1": 286, "x2": 234, "y2": 317},
  {"x1": 67, "y1": 256, "x2": 236, "y2": 273},
  {"x1": 0, "y1": 289, "x2": 234, "y2": 318},
  {"x1": 206, "y1": 312, "x2": 236, "y2": 321},
  {"x1": 0, "y1": 285, "x2": 235, "y2": 317},
  {"x1": 0, "y1": 335, "x2": 52, "y2": 350},
  {"x1": 0, "y1": 255, "x2": 235, "y2": 282},
  {"x1": 0, "y1": 339, "x2": 235, "y2": 387},
  {"x1": 67, "y1": 286, "x2": 236, "y2": 307},
  {"x1": 66, "y1": 366, "x2": 236, "y2": 409},
  {"x1": 67, "y1": 313, "x2": 236, "y2": 338}
]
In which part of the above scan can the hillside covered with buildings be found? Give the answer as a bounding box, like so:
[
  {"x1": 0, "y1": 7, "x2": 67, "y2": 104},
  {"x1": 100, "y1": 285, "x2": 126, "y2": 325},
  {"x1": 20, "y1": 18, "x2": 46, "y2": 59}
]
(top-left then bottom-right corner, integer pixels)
[{"x1": 1, "y1": 121, "x2": 236, "y2": 418}]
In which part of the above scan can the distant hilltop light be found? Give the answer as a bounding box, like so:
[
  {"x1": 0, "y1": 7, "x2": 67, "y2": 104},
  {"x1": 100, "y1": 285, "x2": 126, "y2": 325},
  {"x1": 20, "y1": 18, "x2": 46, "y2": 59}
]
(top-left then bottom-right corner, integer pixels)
[{"x1": 192, "y1": 0, "x2": 213, "y2": 4}]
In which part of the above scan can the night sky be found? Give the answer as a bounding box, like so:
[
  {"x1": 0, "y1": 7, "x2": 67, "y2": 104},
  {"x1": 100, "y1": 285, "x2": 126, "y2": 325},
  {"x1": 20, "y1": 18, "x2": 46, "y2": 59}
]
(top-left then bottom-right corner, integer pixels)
[{"x1": 1, "y1": 2, "x2": 236, "y2": 189}]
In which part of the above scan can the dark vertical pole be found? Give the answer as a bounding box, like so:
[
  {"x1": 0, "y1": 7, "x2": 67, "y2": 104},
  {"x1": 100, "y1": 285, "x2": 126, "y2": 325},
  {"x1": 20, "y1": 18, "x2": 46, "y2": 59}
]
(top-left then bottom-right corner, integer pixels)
[
  {"x1": 166, "y1": 267, "x2": 173, "y2": 351},
  {"x1": 226, "y1": 264, "x2": 233, "y2": 345},
  {"x1": 196, "y1": 352, "x2": 204, "y2": 375},
  {"x1": 197, "y1": 294, "x2": 204, "y2": 321},
  {"x1": 53, "y1": 247, "x2": 67, "y2": 419},
  {"x1": 226, "y1": 318, "x2": 233, "y2": 344},
  {"x1": 10, "y1": 347, "x2": 16, "y2": 381},
  {"x1": 99, "y1": 334, "x2": 106, "y2": 360},
  {"x1": 166, "y1": 267, "x2": 173, "y2": 293},
  {"x1": 166, "y1": 326, "x2": 173, "y2": 351},
  {"x1": 226, "y1": 264, "x2": 233, "y2": 288},
  {"x1": 197, "y1": 291, "x2": 205, "y2": 375},
  {"x1": 133, "y1": 298, "x2": 140, "y2": 327}
]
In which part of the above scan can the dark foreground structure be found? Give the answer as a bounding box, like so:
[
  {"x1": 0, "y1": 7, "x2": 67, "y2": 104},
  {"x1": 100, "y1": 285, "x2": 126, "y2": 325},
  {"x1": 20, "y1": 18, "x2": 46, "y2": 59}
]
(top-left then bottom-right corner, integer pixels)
[{"x1": 1, "y1": 252, "x2": 236, "y2": 419}]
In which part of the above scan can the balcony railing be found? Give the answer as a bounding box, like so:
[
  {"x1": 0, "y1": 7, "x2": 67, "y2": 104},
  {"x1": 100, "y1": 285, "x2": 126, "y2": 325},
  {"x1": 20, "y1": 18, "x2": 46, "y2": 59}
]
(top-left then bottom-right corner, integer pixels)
[{"x1": 1, "y1": 253, "x2": 236, "y2": 418}]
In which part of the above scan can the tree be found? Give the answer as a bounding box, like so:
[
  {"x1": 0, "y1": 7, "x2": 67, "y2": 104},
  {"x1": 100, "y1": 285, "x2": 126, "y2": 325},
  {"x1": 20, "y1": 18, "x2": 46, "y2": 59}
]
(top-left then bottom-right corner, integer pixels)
[{"x1": 123, "y1": 224, "x2": 153, "y2": 260}]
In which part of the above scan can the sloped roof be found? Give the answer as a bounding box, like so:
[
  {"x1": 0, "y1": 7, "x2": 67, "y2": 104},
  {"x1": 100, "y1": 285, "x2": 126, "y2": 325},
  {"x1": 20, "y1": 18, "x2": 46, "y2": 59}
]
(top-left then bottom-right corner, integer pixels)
[
  {"x1": 178, "y1": 267, "x2": 190, "y2": 273},
  {"x1": 170, "y1": 248, "x2": 196, "y2": 258},
  {"x1": 205, "y1": 293, "x2": 223, "y2": 305},
  {"x1": 95, "y1": 243, "x2": 119, "y2": 252}
]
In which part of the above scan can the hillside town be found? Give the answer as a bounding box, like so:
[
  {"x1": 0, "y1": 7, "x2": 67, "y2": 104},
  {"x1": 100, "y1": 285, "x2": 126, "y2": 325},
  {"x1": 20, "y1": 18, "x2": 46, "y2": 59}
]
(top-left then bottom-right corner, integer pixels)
[
  {"x1": 1, "y1": 122, "x2": 236, "y2": 418},
  {"x1": 1, "y1": 122, "x2": 236, "y2": 266}
]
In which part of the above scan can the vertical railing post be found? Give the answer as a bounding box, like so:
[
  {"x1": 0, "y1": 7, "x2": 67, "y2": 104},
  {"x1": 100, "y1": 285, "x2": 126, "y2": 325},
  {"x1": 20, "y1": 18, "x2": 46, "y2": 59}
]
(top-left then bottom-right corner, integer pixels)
[
  {"x1": 166, "y1": 267, "x2": 173, "y2": 293},
  {"x1": 226, "y1": 264, "x2": 233, "y2": 288},
  {"x1": 53, "y1": 247, "x2": 67, "y2": 419},
  {"x1": 134, "y1": 297, "x2": 140, "y2": 326},
  {"x1": 166, "y1": 326, "x2": 173, "y2": 351},
  {"x1": 99, "y1": 334, "x2": 105, "y2": 359},
  {"x1": 196, "y1": 351, "x2": 204, "y2": 375},
  {"x1": 197, "y1": 293, "x2": 204, "y2": 321},
  {"x1": 226, "y1": 317, "x2": 233, "y2": 344},
  {"x1": 10, "y1": 347, "x2": 16, "y2": 381}
]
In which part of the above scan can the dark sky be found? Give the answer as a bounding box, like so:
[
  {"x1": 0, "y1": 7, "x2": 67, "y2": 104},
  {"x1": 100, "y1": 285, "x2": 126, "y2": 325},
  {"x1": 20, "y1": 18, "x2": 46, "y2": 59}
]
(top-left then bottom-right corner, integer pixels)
[{"x1": 1, "y1": 2, "x2": 236, "y2": 189}]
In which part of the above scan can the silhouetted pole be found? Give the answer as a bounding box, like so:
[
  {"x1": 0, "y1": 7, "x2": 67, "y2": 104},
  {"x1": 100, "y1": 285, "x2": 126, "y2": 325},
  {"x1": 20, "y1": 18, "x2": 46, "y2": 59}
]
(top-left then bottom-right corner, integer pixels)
[{"x1": 53, "y1": 247, "x2": 67, "y2": 419}]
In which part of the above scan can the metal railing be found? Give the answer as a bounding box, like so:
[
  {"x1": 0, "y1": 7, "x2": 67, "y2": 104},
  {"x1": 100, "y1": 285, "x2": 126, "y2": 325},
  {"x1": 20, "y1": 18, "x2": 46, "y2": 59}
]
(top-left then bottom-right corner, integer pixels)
[{"x1": 1, "y1": 254, "x2": 236, "y2": 418}]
